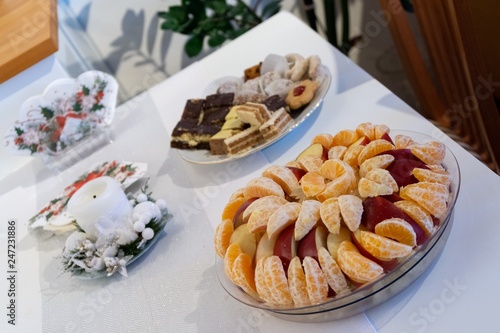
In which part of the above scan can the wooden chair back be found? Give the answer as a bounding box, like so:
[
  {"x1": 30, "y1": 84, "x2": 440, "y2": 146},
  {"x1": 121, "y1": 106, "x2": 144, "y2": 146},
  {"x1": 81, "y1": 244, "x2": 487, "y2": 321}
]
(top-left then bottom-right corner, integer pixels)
[{"x1": 380, "y1": 0, "x2": 500, "y2": 173}]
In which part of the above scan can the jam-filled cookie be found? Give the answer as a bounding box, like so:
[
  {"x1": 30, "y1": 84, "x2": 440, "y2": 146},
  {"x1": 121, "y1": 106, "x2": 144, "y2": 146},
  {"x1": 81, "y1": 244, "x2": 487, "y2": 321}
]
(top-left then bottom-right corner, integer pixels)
[{"x1": 285, "y1": 79, "x2": 319, "y2": 110}]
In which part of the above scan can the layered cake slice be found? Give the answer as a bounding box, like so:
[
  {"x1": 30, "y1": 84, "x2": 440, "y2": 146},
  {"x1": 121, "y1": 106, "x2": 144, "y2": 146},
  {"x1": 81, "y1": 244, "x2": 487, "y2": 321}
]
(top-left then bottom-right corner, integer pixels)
[
  {"x1": 259, "y1": 107, "x2": 294, "y2": 140},
  {"x1": 170, "y1": 119, "x2": 220, "y2": 150},
  {"x1": 225, "y1": 126, "x2": 265, "y2": 155},
  {"x1": 235, "y1": 103, "x2": 272, "y2": 127}
]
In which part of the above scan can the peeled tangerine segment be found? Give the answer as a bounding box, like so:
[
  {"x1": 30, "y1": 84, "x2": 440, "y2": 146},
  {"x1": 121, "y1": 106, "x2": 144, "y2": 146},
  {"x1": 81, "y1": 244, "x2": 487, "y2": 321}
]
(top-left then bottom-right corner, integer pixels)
[
  {"x1": 266, "y1": 202, "x2": 301, "y2": 238},
  {"x1": 214, "y1": 218, "x2": 234, "y2": 257},
  {"x1": 311, "y1": 133, "x2": 334, "y2": 149},
  {"x1": 356, "y1": 122, "x2": 376, "y2": 141},
  {"x1": 338, "y1": 194, "x2": 363, "y2": 232},
  {"x1": 298, "y1": 154, "x2": 324, "y2": 173},
  {"x1": 331, "y1": 129, "x2": 359, "y2": 147},
  {"x1": 412, "y1": 167, "x2": 452, "y2": 186},
  {"x1": 255, "y1": 258, "x2": 275, "y2": 303},
  {"x1": 320, "y1": 198, "x2": 341, "y2": 234},
  {"x1": 243, "y1": 176, "x2": 285, "y2": 199},
  {"x1": 358, "y1": 177, "x2": 393, "y2": 198},
  {"x1": 294, "y1": 200, "x2": 321, "y2": 241},
  {"x1": 357, "y1": 139, "x2": 395, "y2": 165},
  {"x1": 365, "y1": 168, "x2": 398, "y2": 192},
  {"x1": 374, "y1": 218, "x2": 417, "y2": 247},
  {"x1": 221, "y1": 196, "x2": 248, "y2": 221},
  {"x1": 328, "y1": 146, "x2": 347, "y2": 160},
  {"x1": 300, "y1": 171, "x2": 326, "y2": 197},
  {"x1": 400, "y1": 181, "x2": 449, "y2": 217},
  {"x1": 303, "y1": 256, "x2": 329, "y2": 304},
  {"x1": 394, "y1": 200, "x2": 435, "y2": 235},
  {"x1": 411, "y1": 141, "x2": 446, "y2": 165},
  {"x1": 317, "y1": 247, "x2": 349, "y2": 294},
  {"x1": 264, "y1": 256, "x2": 293, "y2": 305},
  {"x1": 232, "y1": 252, "x2": 261, "y2": 300},
  {"x1": 224, "y1": 243, "x2": 243, "y2": 284},
  {"x1": 245, "y1": 196, "x2": 288, "y2": 233},
  {"x1": 359, "y1": 154, "x2": 395, "y2": 177},
  {"x1": 262, "y1": 165, "x2": 300, "y2": 195},
  {"x1": 358, "y1": 230, "x2": 413, "y2": 260},
  {"x1": 337, "y1": 241, "x2": 384, "y2": 284},
  {"x1": 287, "y1": 256, "x2": 311, "y2": 305},
  {"x1": 394, "y1": 134, "x2": 416, "y2": 149}
]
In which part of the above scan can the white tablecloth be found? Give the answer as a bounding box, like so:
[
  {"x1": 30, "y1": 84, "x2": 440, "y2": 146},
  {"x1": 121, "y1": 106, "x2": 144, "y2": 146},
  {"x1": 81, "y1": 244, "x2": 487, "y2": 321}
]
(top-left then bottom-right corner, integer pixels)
[{"x1": 1, "y1": 10, "x2": 500, "y2": 333}]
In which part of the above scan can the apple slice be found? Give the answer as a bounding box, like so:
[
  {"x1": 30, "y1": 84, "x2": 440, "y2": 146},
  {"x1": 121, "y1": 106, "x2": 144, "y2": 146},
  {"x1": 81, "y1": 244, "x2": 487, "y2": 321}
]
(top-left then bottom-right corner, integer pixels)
[
  {"x1": 361, "y1": 196, "x2": 428, "y2": 245},
  {"x1": 229, "y1": 224, "x2": 258, "y2": 259},
  {"x1": 297, "y1": 224, "x2": 328, "y2": 262},
  {"x1": 296, "y1": 143, "x2": 327, "y2": 162},
  {"x1": 286, "y1": 166, "x2": 306, "y2": 181},
  {"x1": 326, "y1": 226, "x2": 351, "y2": 260},
  {"x1": 273, "y1": 224, "x2": 298, "y2": 272},
  {"x1": 233, "y1": 198, "x2": 258, "y2": 229},
  {"x1": 255, "y1": 232, "x2": 278, "y2": 264}
]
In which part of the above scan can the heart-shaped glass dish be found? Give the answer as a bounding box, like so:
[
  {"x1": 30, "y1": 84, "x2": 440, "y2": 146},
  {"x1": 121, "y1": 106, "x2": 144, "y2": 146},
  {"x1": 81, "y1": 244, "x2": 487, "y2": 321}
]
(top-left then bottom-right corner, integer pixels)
[{"x1": 215, "y1": 130, "x2": 460, "y2": 322}]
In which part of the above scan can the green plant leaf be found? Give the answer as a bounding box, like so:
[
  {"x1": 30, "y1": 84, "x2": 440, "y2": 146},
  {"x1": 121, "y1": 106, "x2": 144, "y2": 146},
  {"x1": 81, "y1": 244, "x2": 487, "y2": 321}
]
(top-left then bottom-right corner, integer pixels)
[
  {"x1": 185, "y1": 34, "x2": 204, "y2": 57},
  {"x1": 208, "y1": 32, "x2": 226, "y2": 47},
  {"x1": 40, "y1": 107, "x2": 54, "y2": 121},
  {"x1": 14, "y1": 127, "x2": 24, "y2": 136},
  {"x1": 207, "y1": 0, "x2": 227, "y2": 14},
  {"x1": 169, "y1": 5, "x2": 187, "y2": 22}
]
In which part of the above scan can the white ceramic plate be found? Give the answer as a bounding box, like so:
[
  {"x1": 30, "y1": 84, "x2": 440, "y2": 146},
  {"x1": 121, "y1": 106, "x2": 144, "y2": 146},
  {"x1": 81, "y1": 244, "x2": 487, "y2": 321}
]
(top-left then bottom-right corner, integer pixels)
[{"x1": 176, "y1": 66, "x2": 332, "y2": 164}]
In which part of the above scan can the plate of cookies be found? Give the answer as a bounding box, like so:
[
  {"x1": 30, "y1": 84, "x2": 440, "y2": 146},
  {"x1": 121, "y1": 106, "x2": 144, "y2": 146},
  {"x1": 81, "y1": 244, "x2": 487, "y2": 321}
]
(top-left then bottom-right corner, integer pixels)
[{"x1": 170, "y1": 53, "x2": 332, "y2": 164}]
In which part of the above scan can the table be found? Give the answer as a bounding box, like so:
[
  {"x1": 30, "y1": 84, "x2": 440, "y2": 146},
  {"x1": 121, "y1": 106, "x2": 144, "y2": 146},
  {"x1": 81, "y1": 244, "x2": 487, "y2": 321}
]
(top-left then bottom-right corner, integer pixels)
[{"x1": 1, "y1": 11, "x2": 499, "y2": 333}]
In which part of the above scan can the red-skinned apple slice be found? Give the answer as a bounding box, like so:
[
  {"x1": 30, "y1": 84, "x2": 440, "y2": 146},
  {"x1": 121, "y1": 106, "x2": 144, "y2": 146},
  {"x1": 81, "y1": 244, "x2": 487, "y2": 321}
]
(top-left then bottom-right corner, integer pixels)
[
  {"x1": 297, "y1": 224, "x2": 328, "y2": 262},
  {"x1": 286, "y1": 166, "x2": 307, "y2": 181},
  {"x1": 361, "y1": 196, "x2": 428, "y2": 245},
  {"x1": 273, "y1": 224, "x2": 298, "y2": 272},
  {"x1": 296, "y1": 143, "x2": 328, "y2": 162},
  {"x1": 233, "y1": 198, "x2": 258, "y2": 228}
]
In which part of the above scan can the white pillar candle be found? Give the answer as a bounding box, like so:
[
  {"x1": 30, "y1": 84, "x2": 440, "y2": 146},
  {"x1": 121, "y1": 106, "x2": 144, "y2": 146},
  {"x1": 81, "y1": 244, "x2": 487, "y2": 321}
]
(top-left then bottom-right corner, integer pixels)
[{"x1": 67, "y1": 176, "x2": 132, "y2": 238}]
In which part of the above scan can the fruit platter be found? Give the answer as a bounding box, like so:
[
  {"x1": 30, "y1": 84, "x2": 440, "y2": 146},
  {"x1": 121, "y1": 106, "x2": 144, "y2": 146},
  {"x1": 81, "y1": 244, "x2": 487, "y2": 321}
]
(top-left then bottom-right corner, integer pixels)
[
  {"x1": 170, "y1": 53, "x2": 332, "y2": 164},
  {"x1": 214, "y1": 123, "x2": 460, "y2": 321}
]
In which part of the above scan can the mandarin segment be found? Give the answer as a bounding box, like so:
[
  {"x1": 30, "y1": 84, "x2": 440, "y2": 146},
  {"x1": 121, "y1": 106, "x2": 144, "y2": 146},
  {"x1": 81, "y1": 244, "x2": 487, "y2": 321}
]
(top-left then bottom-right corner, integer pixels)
[
  {"x1": 357, "y1": 139, "x2": 395, "y2": 165},
  {"x1": 245, "y1": 196, "x2": 288, "y2": 233},
  {"x1": 228, "y1": 188, "x2": 245, "y2": 202},
  {"x1": 411, "y1": 141, "x2": 446, "y2": 165},
  {"x1": 356, "y1": 122, "x2": 376, "y2": 141},
  {"x1": 300, "y1": 171, "x2": 326, "y2": 197},
  {"x1": 338, "y1": 194, "x2": 363, "y2": 232},
  {"x1": 264, "y1": 256, "x2": 293, "y2": 305},
  {"x1": 359, "y1": 154, "x2": 395, "y2": 177},
  {"x1": 343, "y1": 144, "x2": 365, "y2": 167},
  {"x1": 331, "y1": 129, "x2": 359, "y2": 147},
  {"x1": 298, "y1": 154, "x2": 324, "y2": 173},
  {"x1": 337, "y1": 241, "x2": 384, "y2": 284},
  {"x1": 358, "y1": 178, "x2": 393, "y2": 198},
  {"x1": 287, "y1": 256, "x2": 311, "y2": 305},
  {"x1": 214, "y1": 218, "x2": 234, "y2": 257},
  {"x1": 267, "y1": 202, "x2": 301, "y2": 238},
  {"x1": 294, "y1": 200, "x2": 321, "y2": 241},
  {"x1": 311, "y1": 133, "x2": 334, "y2": 149},
  {"x1": 262, "y1": 165, "x2": 301, "y2": 195},
  {"x1": 317, "y1": 247, "x2": 349, "y2": 294},
  {"x1": 243, "y1": 177, "x2": 285, "y2": 199},
  {"x1": 303, "y1": 256, "x2": 329, "y2": 304},
  {"x1": 374, "y1": 124, "x2": 390, "y2": 139},
  {"x1": 365, "y1": 168, "x2": 398, "y2": 192},
  {"x1": 358, "y1": 230, "x2": 413, "y2": 260},
  {"x1": 320, "y1": 198, "x2": 341, "y2": 234},
  {"x1": 394, "y1": 200, "x2": 435, "y2": 235},
  {"x1": 328, "y1": 145, "x2": 348, "y2": 160},
  {"x1": 394, "y1": 134, "x2": 416, "y2": 149},
  {"x1": 222, "y1": 196, "x2": 249, "y2": 221},
  {"x1": 400, "y1": 182, "x2": 449, "y2": 217},
  {"x1": 412, "y1": 167, "x2": 452, "y2": 186},
  {"x1": 255, "y1": 258, "x2": 275, "y2": 303},
  {"x1": 224, "y1": 243, "x2": 243, "y2": 284},
  {"x1": 232, "y1": 253, "x2": 261, "y2": 300},
  {"x1": 374, "y1": 218, "x2": 417, "y2": 247}
]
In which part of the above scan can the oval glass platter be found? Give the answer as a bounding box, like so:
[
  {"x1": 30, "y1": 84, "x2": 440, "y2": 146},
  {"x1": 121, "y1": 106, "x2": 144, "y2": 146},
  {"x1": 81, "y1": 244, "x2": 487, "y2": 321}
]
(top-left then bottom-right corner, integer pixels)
[{"x1": 176, "y1": 66, "x2": 332, "y2": 164}]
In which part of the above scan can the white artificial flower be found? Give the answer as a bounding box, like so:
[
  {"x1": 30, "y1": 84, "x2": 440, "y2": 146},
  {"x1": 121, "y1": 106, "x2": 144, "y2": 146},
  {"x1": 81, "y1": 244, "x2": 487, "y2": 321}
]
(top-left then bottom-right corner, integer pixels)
[
  {"x1": 22, "y1": 128, "x2": 40, "y2": 145},
  {"x1": 64, "y1": 231, "x2": 87, "y2": 252}
]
